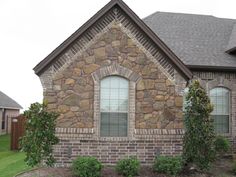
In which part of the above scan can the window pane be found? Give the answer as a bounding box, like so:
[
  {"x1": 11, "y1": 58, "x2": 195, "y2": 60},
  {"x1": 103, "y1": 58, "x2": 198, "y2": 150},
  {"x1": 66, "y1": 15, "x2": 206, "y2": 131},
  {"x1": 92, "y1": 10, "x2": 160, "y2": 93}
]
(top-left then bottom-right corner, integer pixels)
[
  {"x1": 212, "y1": 115, "x2": 229, "y2": 134},
  {"x1": 110, "y1": 77, "x2": 120, "y2": 88},
  {"x1": 101, "y1": 112, "x2": 128, "y2": 137},
  {"x1": 101, "y1": 77, "x2": 110, "y2": 88},
  {"x1": 119, "y1": 89, "x2": 128, "y2": 99},
  {"x1": 119, "y1": 100, "x2": 128, "y2": 112},
  {"x1": 210, "y1": 87, "x2": 230, "y2": 134},
  {"x1": 101, "y1": 88, "x2": 110, "y2": 99},
  {"x1": 101, "y1": 100, "x2": 110, "y2": 111},
  {"x1": 100, "y1": 76, "x2": 128, "y2": 137},
  {"x1": 110, "y1": 89, "x2": 119, "y2": 99}
]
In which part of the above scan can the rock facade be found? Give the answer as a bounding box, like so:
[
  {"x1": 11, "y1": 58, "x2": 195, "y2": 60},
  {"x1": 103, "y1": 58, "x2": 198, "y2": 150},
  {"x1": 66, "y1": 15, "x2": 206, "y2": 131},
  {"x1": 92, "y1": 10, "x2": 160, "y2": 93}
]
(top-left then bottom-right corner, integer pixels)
[
  {"x1": 41, "y1": 22, "x2": 187, "y2": 166},
  {"x1": 44, "y1": 23, "x2": 185, "y2": 130}
]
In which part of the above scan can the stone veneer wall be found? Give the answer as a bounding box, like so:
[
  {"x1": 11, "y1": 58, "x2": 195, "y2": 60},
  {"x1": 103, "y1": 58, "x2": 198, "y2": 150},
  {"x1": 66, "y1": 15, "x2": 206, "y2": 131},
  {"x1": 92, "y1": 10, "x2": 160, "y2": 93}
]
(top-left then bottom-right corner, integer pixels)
[{"x1": 42, "y1": 21, "x2": 187, "y2": 166}]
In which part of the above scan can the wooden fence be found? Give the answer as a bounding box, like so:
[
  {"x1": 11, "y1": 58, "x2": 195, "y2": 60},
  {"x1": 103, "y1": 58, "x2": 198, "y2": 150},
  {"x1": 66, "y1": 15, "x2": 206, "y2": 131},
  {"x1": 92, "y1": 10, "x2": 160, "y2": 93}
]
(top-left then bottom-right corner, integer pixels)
[{"x1": 10, "y1": 115, "x2": 25, "y2": 150}]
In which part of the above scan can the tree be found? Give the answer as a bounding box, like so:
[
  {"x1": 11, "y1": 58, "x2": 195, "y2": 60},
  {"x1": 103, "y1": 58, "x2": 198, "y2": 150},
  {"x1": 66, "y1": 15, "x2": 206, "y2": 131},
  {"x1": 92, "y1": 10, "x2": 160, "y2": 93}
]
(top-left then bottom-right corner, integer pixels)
[
  {"x1": 20, "y1": 102, "x2": 59, "y2": 167},
  {"x1": 183, "y1": 80, "x2": 215, "y2": 170}
]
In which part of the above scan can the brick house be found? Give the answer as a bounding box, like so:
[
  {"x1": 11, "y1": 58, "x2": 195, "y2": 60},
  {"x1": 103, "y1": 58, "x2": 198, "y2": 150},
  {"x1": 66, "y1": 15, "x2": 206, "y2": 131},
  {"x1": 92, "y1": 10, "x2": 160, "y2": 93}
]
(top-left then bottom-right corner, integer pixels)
[
  {"x1": 34, "y1": 0, "x2": 236, "y2": 166},
  {"x1": 0, "y1": 91, "x2": 22, "y2": 135}
]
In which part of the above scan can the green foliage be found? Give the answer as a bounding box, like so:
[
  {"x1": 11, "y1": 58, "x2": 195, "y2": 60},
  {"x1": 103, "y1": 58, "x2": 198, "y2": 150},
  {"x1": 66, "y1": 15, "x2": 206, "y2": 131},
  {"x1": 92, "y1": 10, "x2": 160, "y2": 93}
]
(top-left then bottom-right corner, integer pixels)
[
  {"x1": 183, "y1": 80, "x2": 216, "y2": 170},
  {"x1": 116, "y1": 156, "x2": 140, "y2": 177},
  {"x1": 214, "y1": 136, "x2": 230, "y2": 156},
  {"x1": 72, "y1": 156, "x2": 102, "y2": 177},
  {"x1": 153, "y1": 156, "x2": 182, "y2": 176},
  {"x1": 232, "y1": 161, "x2": 236, "y2": 175},
  {"x1": 20, "y1": 102, "x2": 59, "y2": 167}
]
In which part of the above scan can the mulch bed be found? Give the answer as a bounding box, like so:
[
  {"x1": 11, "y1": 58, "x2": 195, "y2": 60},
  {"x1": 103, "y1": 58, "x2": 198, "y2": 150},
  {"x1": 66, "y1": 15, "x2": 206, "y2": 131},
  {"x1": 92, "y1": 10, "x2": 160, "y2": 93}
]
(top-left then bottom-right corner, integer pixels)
[
  {"x1": 14, "y1": 166, "x2": 216, "y2": 177},
  {"x1": 16, "y1": 158, "x2": 234, "y2": 177}
]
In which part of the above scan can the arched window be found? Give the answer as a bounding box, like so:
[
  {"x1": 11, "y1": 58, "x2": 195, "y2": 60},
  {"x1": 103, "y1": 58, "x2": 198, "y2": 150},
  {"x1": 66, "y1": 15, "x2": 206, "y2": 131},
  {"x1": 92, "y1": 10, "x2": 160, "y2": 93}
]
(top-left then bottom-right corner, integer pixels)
[
  {"x1": 210, "y1": 87, "x2": 230, "y2": 133},
  {"x1": 100, "y1": 76, "x2": 129, "y2": 137}
]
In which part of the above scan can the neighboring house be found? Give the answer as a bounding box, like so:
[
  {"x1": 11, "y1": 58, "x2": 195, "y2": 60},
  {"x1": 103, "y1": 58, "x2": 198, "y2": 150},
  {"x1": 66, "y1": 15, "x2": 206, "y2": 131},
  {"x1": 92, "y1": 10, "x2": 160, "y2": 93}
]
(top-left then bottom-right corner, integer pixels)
[
  {"x1": 34, "y1": 0, "x2": 236, "y2": 166},
  {"x1": 0, "y1": 91, "x2": 22, "y2": 135}
]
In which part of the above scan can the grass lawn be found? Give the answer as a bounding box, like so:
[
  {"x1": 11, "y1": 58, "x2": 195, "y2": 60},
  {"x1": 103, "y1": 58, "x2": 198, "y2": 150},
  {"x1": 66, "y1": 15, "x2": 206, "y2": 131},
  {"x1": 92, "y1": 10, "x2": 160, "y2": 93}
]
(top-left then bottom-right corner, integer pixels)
[{"x1": 0, "y1": 134, "x2": 32, "y2": 177}]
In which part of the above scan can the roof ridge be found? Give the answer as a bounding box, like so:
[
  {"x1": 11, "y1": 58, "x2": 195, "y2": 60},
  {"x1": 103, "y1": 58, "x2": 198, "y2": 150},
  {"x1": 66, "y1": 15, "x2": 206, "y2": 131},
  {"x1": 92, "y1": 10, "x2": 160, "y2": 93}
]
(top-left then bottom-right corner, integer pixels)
[{"x1": 143, "y1": 11, "x2": 236, "y2": 21}]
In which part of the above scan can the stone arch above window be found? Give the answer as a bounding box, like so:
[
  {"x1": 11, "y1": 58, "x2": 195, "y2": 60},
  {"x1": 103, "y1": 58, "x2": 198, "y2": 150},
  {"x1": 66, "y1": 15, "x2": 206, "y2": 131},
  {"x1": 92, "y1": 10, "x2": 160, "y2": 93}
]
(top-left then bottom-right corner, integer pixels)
[
  {"x1": 91, "y1": 62, "x2": 141, "y2": 84},
  {"x1": 92, "y1": 63, "x2": 141, "y2": 140},
  {"x1": 207, "y1": 77, "x2": 233, "y2": 91}
]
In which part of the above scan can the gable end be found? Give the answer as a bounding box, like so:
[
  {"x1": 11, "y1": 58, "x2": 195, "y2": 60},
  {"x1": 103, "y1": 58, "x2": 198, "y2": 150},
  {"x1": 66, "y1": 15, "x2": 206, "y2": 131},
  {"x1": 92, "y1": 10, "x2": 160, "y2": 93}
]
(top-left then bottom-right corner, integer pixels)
[{"x1": 33, "y1": 0, "x2": 192, "y2": 83}]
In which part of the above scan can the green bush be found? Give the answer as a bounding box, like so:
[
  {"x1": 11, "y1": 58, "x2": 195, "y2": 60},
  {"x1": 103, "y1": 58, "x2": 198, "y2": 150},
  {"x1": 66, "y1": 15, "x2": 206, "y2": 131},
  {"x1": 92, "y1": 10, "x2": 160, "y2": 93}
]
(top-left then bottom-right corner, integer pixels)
[
  {"x1": 232, "y1": 161, "x2": 236, "y2": 175},
  {"x1": 183, "y1": 80, "x2": 215, "y2": 170},
  {"x1": 214, "y1": 136, "x2": 230, "y2": 156},
  {"x1": 153, "y1": 156, "x2": 183, "y2": 176},
  {"x1": 72, "y1": 156, "x2": 102, "y2": 177},
  {"x1": 20, "y1": 102, "x2": 59, "y2": 167},
  {"x1": 116, "y1": 156, "x2": 140, "y2": 177}
]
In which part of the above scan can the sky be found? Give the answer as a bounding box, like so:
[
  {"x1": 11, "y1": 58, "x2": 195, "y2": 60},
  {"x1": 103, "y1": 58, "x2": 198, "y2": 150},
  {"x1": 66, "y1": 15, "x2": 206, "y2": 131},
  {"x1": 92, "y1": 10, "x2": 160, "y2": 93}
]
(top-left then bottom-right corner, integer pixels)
[{"x1": 0, "y1": 0, "x2": 235, "y2": 111}]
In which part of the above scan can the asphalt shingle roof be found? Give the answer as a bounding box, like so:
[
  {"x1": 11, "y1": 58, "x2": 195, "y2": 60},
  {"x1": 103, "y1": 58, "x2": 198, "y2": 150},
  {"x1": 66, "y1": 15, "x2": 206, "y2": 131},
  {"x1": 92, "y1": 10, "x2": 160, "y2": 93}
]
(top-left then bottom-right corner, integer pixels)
[
  {"x1": 143, "y1": 12, "x2": 236, "y2": 68},
  {"x1": 226, "y1": 24, "x2": 236, "y2": 53},
  {"x1": 0, "y1": 91, "x2": 22, "y2": 109}
]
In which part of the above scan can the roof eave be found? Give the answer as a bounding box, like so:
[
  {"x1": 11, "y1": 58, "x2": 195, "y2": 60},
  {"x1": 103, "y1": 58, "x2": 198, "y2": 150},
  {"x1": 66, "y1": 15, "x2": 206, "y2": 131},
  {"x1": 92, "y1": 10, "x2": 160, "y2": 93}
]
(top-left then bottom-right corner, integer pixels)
[
  {"x1": 188, "y1": 65, "x2": 236, "y2": 72},
  {"x1": 0, "y1": 106, "x2": 22, "y2": 110},
  {"x1": 225, "y1": 47, "x2": 236, "y2": 54}
]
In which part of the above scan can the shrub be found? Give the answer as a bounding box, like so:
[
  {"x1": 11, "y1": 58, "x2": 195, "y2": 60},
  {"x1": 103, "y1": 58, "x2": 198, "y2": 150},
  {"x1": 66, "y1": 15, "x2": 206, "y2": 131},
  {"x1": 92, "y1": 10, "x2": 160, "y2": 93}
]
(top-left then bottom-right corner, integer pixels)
[
  {"x1": 232, "y1": 161, "x2": 236, "y2": 175},
  {"x1": 20, "y1": 102, "x2": 59, "y2": 167},
  {"x1": 72, "y1": 156, "x2": 102, "y2": 177},
  {"x1": 153, "y1": 156, "x2": 182, "y2": 176},
  {"x1": 183, "y1": 80, "x2": 215, "y2": 170},
  {"x1": 214, "y1": 136, "x2": 230, "y2": 156},
  {"x1": 116, "y1": 156, "x2": 140, "y2": 177}
]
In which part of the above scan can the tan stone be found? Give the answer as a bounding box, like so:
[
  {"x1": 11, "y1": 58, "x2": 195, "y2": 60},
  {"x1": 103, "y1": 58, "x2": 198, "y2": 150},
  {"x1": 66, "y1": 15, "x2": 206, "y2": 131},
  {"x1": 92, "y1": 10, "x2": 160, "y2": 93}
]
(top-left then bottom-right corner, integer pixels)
[
  {"x1": 127, "y1": 56, "x2": 136, "y2": 62},
  {"x1": 77, "y1": 61, "x2": 85, "y2": 68},
  {"x1": 153, "y1": 102, "x2": 165, "y2": 110},
  {"x1": 142, "y1": 66, "x2": 152, "y2": 75},
  {"x1": 53, "y1": 85, "x2": 61, "y2": 91},
  {"x1": 94, "y1": 47, "x2": 106, "y2": 58},
  {"x1": 112, "y1": 40, "x2": 120, "y2": 47},
  {"x1": 143, "y1": 105, "x2": 152, "y2": 113},
  {"x1": 85, "y1": 56, "x2": 95, "y2": 64},
  {"x1": 47, "y1": 104, "x2": 56, "y2": 110},
  {"x1": 155, "y1": 83, "x2": 166, "y2": 91},
  {"x1": 64, "y1": 94, "x2": 80, "y2": 106},
  {"x1": 80, "y1": 92, "x2": 91, "y2": 99},
  {"x1": 175, "y1": 97, "x2": 183, "y2": 107},
  {"x1": 166, "y1": 99, "x2": 174, "y2": 107},
  {"x1": 73, "y1": 68, "x2": 81, "y2": 76},
  {"x1": 127, "y1": 39, "x2": 133, "y2": 46},
  {"x1": 137, "y1": 80, "x2": 145, "y2": 90},
  {"x1": 64, "y1": 111, "x2": 75, "y2": 118},
  {"x1": 45, "y1": 96, "x2": 56, "y2": 103},
  {"x1": 137, "y1": 91, "x2": 144, "y2": 99},
  {"x1": 79, "y1": 100, "x2": 90, "y2": 110},
  {"x1": 155, "y1": 95, "x2": 165, "y2": 101},
  {"x1": 166, "y1": 122, "x2": 174, "y2": 129},
  {"x1": 166, "y1": 79, "x2": 174, "y2": 86},
  {"x1": 144, "y1": 114, "x2": 152, "y2": 120},
  {"x1": 65, "y1": 78, "x2": 75, "y2": 85},
  {"x1": 176, "y1": 112, "x2": 183, "y2": 119},
  {"x1": 144, "y1": 79, "x2": 155, "y2": 89},
  {"x1": 122, "y1": 60, "x2": 132, "y2": 68},
  {"x1": 70, "y1": 106, "x2": 79, "y2": 112},
  {"x1": 58, "y1": 105, "x2": 69, "y2": 113},
  {"x1": 83, "y1": 64, "x2": 100, "y2": 74},
  {"x1": 138, "y1": 122, "x2": 146, "y2": 129}
]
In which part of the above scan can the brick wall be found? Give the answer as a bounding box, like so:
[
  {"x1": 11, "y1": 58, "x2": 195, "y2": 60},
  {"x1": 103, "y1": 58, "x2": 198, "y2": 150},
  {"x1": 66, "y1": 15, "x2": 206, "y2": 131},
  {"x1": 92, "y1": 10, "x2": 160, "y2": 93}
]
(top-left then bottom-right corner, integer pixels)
[{"x1": 53, "y1": 128, "x2": 183, "y2": 167}]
